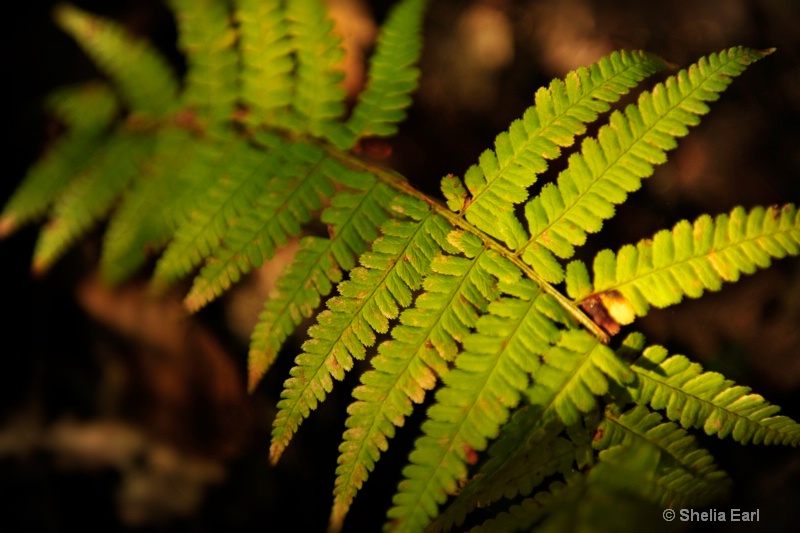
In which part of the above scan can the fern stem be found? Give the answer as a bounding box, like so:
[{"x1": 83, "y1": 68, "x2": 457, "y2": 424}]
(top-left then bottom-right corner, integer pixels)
[{"x1": 320, "y1": 145, "x2": 611, "y2": 343}]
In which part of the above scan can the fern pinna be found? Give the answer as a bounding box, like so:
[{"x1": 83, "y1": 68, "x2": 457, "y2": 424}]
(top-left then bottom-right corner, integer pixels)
[{"x1": 2, "y1": 1, "x2": 799, "y2": 531}]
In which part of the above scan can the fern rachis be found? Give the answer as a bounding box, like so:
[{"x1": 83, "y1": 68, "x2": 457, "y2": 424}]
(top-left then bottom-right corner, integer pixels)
[{"x1": 3, "y1": 1, "x2": 799, "y2": 532}]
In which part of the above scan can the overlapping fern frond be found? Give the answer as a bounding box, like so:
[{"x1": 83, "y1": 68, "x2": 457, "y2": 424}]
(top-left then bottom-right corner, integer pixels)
[{"x1": 4, "y1": 1, "x2": 800, "y2": 532}]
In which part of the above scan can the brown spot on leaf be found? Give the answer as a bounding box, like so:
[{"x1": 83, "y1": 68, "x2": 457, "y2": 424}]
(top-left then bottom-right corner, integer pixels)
[
  {"x1": 354, "y1": 138, "x2": 393, "y2": 160},
  {"x1": 581, "y1": 294, "x2": 621, "y2": 336},
  {"x1": 464, "y1": 445, "x2": 479, "y2": 465}
]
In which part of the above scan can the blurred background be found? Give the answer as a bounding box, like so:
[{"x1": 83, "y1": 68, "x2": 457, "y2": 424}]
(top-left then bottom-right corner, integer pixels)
[{"x1": 2, "y1": 0, "x2": 799, "y2": 531}]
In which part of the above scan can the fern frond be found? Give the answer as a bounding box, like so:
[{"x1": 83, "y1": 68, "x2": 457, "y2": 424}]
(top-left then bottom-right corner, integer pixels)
[
  {"x1": 452, "y1": 50, "x2": 665, "y2": 252},
  {"x1": 546, "y1": 443, "x2": 662, "y2": 531},
  {"x1": 439, "y1": 334, "x2": 629, "y2": 525},
  {"x1": 248, "y1": 177, "x2": 397, "y2": 391},
  {"x1": 44, "y1": 82, "x2": 120, "y2": 133},
  {"x1": 151, "y1": 140, "x2": 282, "y2": 290},
  {"x1": 385, "y1": 284, "x2": 578, "y2": 533},
  {"x1": 1, "y1": 83, "x2": 118, "y2": 237},
  {"x1": 270, "y1": 201, "x2": 457, "y2": 463},
  {"x1": 578, "y1": 204, "x2": 800, "y2": 325},
  {"x1": 596, "y1": 405, "x2": 729, "y2": 507},
  {"x1": 183, "y1": 142, "x2": 335, "y2": 311},
  {"x1": 32, "y1": 133, "x2": 155, "y2": 274},
  {"x1": 419, "y1": 329, "x2": 631, "y2": 532},
  {"x1": 99, "y1": 129, "x2": 220, "y2": 284},
  {"x1": 232, "y1": 0, "x2": 293, "y2": 126},
  {"x1": 432, "y1": 416, "x2": 585, "y2": 532},
  {"x1": 531, "y1": 437, "x2": 711, "y2": 533},
  {"x1": 467, "y1": 475, "x2": 583, "y2": 533},
  {"x1": 520, "y1": 47, "x2": 771, "y2": 279},
  {"x1": 168, "y1": 0, "x2": 238, "y2": 133},
  {"x1": 627, "y1": 344, "x2": 800, "y2": 445},
  {"x1": 54, "y1": 4, "x2": 178, "y2": 116},
  {"x1": 284, "y1": 0, "x2": 347, "y2": 142},
  {"x1": 530, "y1": 330, "x2": 633, "y2": 426},
  {"x1": 344, "y1": 0, "x2": 426, "y2": 145},
  {"x1": 331, "y1": 241, "x2": 518, "y2": 530}
]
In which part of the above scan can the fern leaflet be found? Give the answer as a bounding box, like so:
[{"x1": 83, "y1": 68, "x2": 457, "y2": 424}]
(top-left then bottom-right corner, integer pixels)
[
  {"x1": 386, "y1": 285, "x2": 578, "y2": 533},
  {"x1": 271, "y1": 199, "x2": 457, "y2": 463},
  {"x1": 168, "y1": 0, "x2": 238, "y2": 134},
  {"x1": 54, "y1": 4, "x2": 178, "y2": 117},
  {"x1": 99, "y1": 129, "x2": 221, "y2": 284},
  {"x1": 248, "y1": 176, "x2": 396, "y2": 391},
  {"x1": 283, "y1": 0, "x2": 347, "y2": 143},
  {"x1": 344, "y1": 0, "x2": 426, "y2": 145},
  {"x1": 0, "y1": 83, "x2": 118, "y2": 236},
  {"x1": 568, "y1": 204, "x2": 800, "y2": 325},
  {"x1": 452, "y1": 50, "x2": 665, "y2": 252},
  {"x1": 625, "y1": 342, "x2": 800, "y2": 445},
  {"x1": 232, "y1": 0, "x2": 293, "y2": 126},
  {"x1": 331, "y1": 237, "x2": 518, "y2": 530},
  {"x1": 520, "y1": 47, "x2": 771, "y2": 283},
  {"x1": 151, "y1": 140, "x2": 281, "y2": 289},
  {"x1": 33, "y1": 133, "x2": 155, "y2": 273},
  {"x1": 596, "y1": 405, "x2": 730, "y2": 506},
  {"x1": 184, "y1": 141, "x2": 334, "y2": 310}
]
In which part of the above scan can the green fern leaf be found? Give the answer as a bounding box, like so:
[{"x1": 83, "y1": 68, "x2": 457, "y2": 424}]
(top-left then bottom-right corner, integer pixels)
[
  {"x1": 386, "y1": 283, "x2": 572, "y2": 533},
  {"x1": 54, "y1": 4, "x2": 178, "y2": 117},
  {"x1": 99, "y1": 129, "x2": 220, "y2": 284},
  {"x1": 331, "y1": 241, "x2": 519, "y2": 530},
  {"x1": 455, "y1": 50, "x2": 665, "y2": 253},
  {"x1": 168, "y1": 0, "x2": 238, "y2": 134},
  {"x1": 32, "y1": 133, "x2": 155, "y2": 274},
  {"x1": 584, "y1": 204, "x2": 800, "y2": 324},
  {"x1": 283, "y1": 0, "x2": 347, "y2": 142},
  {"x1": 0, "y1": 83, "x2": 118, "y2": 237},
  {"x1": 519, "y1": 47, "x2": 771, "y2": 280},
  {"x1": 530, "y1": 330, "x2": 633, "y2": 426},
  {"x1": 183, "y1": 142, "x2": 335, "y2": 311},
  {"x1": 270, "y1": 200, "x2": 456, "y2": 463},
  {"x1": 398, "y1": 327, "x2": 630, "y2": 532},
  {"x1": 596, "y1": 405, "x2": 729, "y2": 507},
  {"x1": 432, "y1": 416, "x2": 585, "y2": 532},
  {"x1": 466, "y1": 475, "x2": 583, "y2": 533},
  {"x1": 627, "y1": 344, "x2": 800, "y2": 445},
  {"x1": 232, "y1": 0, "x2": 293, "y2": 126},
  {"x1": 344, "y1": 0, "x2": 426, "y2": 145},
  {"x1": 533, "y1": 440, "x2": 699, "y2": 533},
  {"x1": 43, "y1": 82, "x2": 120, "y2": 133},
  {"x1": 151, "y1": 140, "x2": 283, "y2": 290},
  {"x1": 248, "y1": 178, "x2": 396, "y2": 391},
  {"x1": 443, "y1": 334, "x2": 631, "y2": 526}
]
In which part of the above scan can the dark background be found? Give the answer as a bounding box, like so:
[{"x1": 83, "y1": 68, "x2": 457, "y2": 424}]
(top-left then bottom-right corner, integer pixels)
[{"x1": 1, "y1": 0, "x2": 799, "y2": 531}]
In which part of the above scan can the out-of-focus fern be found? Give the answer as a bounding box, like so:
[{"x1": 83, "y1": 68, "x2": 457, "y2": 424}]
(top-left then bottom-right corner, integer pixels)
[{"x1": 3, "y1": 1, "x2": 799, "y2": 532}]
